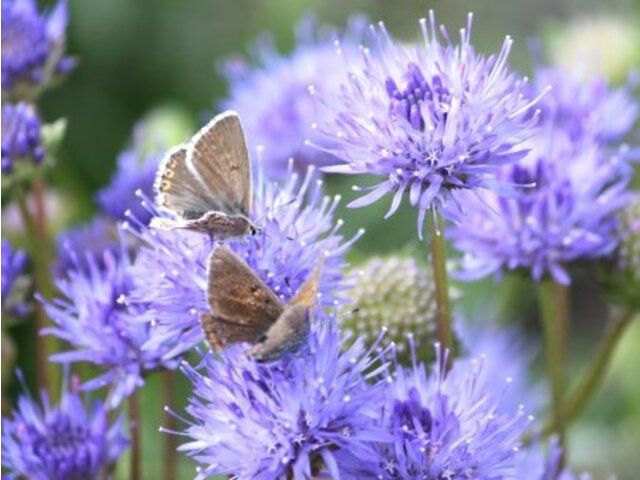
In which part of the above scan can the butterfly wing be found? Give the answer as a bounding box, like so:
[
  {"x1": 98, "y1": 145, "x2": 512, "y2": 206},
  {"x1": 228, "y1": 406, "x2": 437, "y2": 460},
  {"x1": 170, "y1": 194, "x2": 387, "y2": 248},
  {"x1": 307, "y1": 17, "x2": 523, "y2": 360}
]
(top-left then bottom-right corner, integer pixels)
[
  {"x1": 289, "y1": 252, "x2": 325, "y2": 310},
  {"x1": 154, "y1": 145, "x2": 219, "y2": 220},
  {"x1": 207, "y1": 246, "x2": 284, "y2": 331},
  {"x1": 187, "y1": 111, "x2": 252, "y2": 217},
  {"x1": 200, "y1": 313, "x2": 267, "y2": 352}
]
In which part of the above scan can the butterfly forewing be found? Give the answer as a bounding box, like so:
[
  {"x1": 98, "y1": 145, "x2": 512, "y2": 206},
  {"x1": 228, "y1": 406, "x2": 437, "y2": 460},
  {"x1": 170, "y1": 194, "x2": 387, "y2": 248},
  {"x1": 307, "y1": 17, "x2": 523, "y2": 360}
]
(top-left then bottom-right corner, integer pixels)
[
  {"x1": 154, "y1": 145, "x2": 218, "y2": 220},
  {"x1": 207, "y1": 246, "x2": 283, "y2": 329},
  {"x1": 187, "y1": 111, "x2": 252, "y2": 217}
]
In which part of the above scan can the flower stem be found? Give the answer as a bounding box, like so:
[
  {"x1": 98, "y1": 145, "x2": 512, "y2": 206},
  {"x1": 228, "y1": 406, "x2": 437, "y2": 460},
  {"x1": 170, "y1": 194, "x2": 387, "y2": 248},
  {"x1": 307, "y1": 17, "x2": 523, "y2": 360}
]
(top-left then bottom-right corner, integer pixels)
[
  {"x1": 563, "y1": 309, "x2": 635, "y2": 420},
  {"x1": 537, "y1": 279, "x2": 569, "y2": 462},
  {"x1": 162, "y1": 371, "x2": 177, "y2": 480},
  {"x1": 14, "y1": 185, "x2": 57, "y2": 394},
  {"x1": 129, "y1": 391, "x2": 141, "y2": 480},
  {"x1": 428, "y1": 207, "x2": 453, "y2": 365}
]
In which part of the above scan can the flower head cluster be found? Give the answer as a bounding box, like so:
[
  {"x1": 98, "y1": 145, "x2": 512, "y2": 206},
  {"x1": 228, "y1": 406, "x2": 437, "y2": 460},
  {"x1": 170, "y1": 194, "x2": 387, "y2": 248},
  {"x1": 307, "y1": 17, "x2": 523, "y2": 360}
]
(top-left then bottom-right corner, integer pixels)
[
  {"x1": 533, "y1": 66, "x2": 638, "y2": 145},
  {"x1": 171, "y1": 323, "x2": 390, "y2": 480},
  {"x1": 96, "y1": 146, "x2": 163, "y2": 225},
  {"x1": 369, "y1": 343, "x2": 531, "y2": 479},
  {"x1": 343, "y1": 255, "x2": 438, "y2": 360},
  {"x1": 1, "y1": 239, "x2": 29, "y2": 316},
  {"x1": 1, "y1": 0, "x2": 74, "y2": 99},
  {"x1": 1, "y1": 372, "x2": 129, "y2": 480},
  {"x1": 220, "y1": 16, "x2": 365, "y2": 176},
  {"x1": 1, "y1": 102, "x2": 45, "y2": 174},
  {"x1": 43, "y1": 230, "x2": 175, "y2": 407},
  {"x1": 315, "y1": 11, "x2": 541, "y2": 235},
  {"x1": 126, "y1": 164, "x2": 362, "y2": 360},
  {"x1": 449, "y1": 74, "x2": 635, "y2": 284}
]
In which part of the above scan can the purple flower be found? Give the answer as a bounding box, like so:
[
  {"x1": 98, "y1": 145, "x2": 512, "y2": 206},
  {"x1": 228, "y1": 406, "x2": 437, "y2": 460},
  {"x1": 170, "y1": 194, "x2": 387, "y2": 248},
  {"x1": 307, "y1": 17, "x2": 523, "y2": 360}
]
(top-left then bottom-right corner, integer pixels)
[
  {"x1": 1, "y1": 239, "x2": 28, "y2": 316},
  {"x1": 516, "y1": 438, "x2": 594, "y2": 480},
  {"x1": 125, "y1": 164, "x2": 362, "y2": 360},
  {"x1": 1, "y1": 102, "x2": 45, "y2": 173},
  {"x1": 43, "y1": 230, "x2": 176, "y2": 407},
  {"x1": 370, "y1": 341, "x2": 531, "y2": 479},
  {"x1": 1, "y1": 0, "x2": 74, "y2": 98},
  {"x1": 54, "y1": 217, "x2": 121, "y2": 276},
  {"x1": 314, "y1": 11, "x2": 542, "y2": 236},
  {"x1": 449, "y1": 128, "x2": 633, "y2": 285},
  {"x1": 220, "y1": 16, "x2": 365, "y2": 176},
  {"x1": 96, "y1": 148, "x2": 162, "y2": 224},
  {"x1": 534, "y1": 66, "x2": 638, "y2": 145},
  {"x1": 168, "y1": 323, "x2": 390, "y2": 480},
  {"x1": 1, "y1": 371, "x2": 128, "y2": 480}
]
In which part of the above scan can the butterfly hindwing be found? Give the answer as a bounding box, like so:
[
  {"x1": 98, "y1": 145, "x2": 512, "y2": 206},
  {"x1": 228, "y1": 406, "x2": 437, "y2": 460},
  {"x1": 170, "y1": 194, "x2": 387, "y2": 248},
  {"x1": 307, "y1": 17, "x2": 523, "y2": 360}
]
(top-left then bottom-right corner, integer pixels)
[
  {"x1": 187, "y1": 111, "x2": 252, "y2": 217},
  {"x1": 154, "y1": 145, "x2": 219, "y2": 220},
  {"x1": 200, "y1": 313, "x2": 265, "y2": 352},
  {"x1": 289, "y1": 252, "x2": 325, "y2": 310},
  {"x1": 207, "y1": 246, "x2": 284, "y2": 331}
]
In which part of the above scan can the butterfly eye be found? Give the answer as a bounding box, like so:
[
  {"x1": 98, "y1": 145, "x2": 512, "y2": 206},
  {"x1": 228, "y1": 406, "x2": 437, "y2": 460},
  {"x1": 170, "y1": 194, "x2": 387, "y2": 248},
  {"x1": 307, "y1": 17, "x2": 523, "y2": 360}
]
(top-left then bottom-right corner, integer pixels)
[
  {"x1": 250, "y1": 225, "x2": 260, "y2": 236},
  {"x1": 256, "y1": 333, "x2": 268, "y2": 343}
]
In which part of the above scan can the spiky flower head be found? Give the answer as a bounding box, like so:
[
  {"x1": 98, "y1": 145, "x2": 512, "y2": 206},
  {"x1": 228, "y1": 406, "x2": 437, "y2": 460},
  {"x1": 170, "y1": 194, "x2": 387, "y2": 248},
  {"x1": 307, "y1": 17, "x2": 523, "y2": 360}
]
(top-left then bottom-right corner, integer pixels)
[
  {"x1": 125, "y1": 164, "x2": 361, "y2": 360},
  {"x1": 1, "y1": 239, "x2": 29, "y2": 317},
  {"x1": 1, "y1": 0, "x2": 74, "y2": 100},
  {"x1": 1, "y1": 371, "x2": 129, "y2": 480},
  {"x1": 342, "y1": 255, "x2": 438, "y2": 360},
  {"x1": 369, "y1": 343, "x2": 531, "y2": 479},
  {"x1": 450, "y1": 132, "x2": 632, "y2": 285},
  {"x1": 1, "y1": 102, "x2": 45, "y2": 175},
  {"x1": 43, "y1": 231, "x2": 176, "y2": 407},
  {"x1": 314, "y1": 11, "x2": 542, "y2": 236},
  {"x1": 533, "y1": 66, "x2": 638, "y2": 145},
  {"x1": 220, "y1": 16, "x2": 365, "y2": 176},
  {"x1": 169, "y1": 323, "x2": 390, "y2": 480}
]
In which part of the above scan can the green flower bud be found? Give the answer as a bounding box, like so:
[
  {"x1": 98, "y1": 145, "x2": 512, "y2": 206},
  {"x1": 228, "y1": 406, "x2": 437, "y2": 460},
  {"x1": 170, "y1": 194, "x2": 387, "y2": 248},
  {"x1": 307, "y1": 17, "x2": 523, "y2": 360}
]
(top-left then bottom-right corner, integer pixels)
[{"x1": 342, "y1": 255, "x2": 444, "y2": 363}]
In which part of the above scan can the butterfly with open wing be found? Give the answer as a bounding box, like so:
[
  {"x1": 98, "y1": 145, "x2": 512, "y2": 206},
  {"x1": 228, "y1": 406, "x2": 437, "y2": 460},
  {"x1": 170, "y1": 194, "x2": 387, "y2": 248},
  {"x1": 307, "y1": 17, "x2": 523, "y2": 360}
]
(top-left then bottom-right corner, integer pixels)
[
  {"x1": 151, "y1": 110, "x2": 260, "y2": 238},
  {"x1": 200, "y1": 246, "x2": 324, "y2": 362}
]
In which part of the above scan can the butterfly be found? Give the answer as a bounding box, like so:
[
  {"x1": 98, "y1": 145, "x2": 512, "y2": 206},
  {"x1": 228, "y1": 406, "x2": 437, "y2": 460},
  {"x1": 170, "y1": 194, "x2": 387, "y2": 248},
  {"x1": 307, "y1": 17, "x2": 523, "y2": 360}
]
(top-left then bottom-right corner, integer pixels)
[
  {"x1": 151, "y1": 110, "x2": 260, "y2": 238},
  {"x1": 200, "y1": 246, "x2": 324, "y2": 362}
]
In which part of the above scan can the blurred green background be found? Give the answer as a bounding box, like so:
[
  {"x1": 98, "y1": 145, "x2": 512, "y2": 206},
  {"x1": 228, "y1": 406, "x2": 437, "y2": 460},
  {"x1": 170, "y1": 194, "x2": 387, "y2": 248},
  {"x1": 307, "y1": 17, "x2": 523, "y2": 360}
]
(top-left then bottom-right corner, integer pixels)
[{"x1": 25, "y1": 0, "x2": 640, "y2": 478}]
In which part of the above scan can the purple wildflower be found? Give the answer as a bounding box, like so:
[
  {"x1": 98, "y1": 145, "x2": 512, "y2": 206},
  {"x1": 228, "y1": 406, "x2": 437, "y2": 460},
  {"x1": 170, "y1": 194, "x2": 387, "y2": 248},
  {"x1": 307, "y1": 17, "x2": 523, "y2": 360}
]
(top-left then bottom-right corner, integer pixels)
[
  {"x1": 1, "y1": 371, "x2": 128, "y2": 480},
  {"x1": 314, "y1": 11, "x2": 542, "y2": 236},
  {"x1": 42, "y1": 230, "x2": 176, "y2": 407},
  {"x1": 1, "y1": 0, "x2": 74, "y2": 98},
  {"x1": 220, "y1": 16, "x2": 365, "y2": 176},
  {"x1": 125, "y1": 164, "x2": 362, "y2": 360},
  {"x1": 1, "y1": 239, "x2": 29, "y2": 316},
  {"x1": 96, "y1": 148, "x2": 162, "y2": 224},
  {"x1": 168, "y1": 323, "x2": 390, "y2": 480},
  {"x1": 54, "y1": 217, "x2": 121, "y2": 276},
  {"x1": 370, "y1": 341, "x2": 531, "y2": 479},
  {"x1": 1, "y1": 102, "x2": 45, "y2": 173},
  {"x1": 516, "y1": 438, "x2": 594, "y2": 480},
  {"x1": 534, "y1": 66, "x2": 638, "y2": 145},
  {"x1": 449, "y1": 128, "x2": 633, "y2": 285}
]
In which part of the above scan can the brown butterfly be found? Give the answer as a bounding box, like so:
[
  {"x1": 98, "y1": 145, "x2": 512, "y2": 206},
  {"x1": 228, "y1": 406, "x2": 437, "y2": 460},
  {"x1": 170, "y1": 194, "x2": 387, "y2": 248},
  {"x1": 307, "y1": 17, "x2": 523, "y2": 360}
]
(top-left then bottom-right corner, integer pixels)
[
  {"x1": 151, "y1": 110, "x2": 260, "y2": 238},
  {"x1": 200, "y1": 246, "x2": 324, "y2": 362}
]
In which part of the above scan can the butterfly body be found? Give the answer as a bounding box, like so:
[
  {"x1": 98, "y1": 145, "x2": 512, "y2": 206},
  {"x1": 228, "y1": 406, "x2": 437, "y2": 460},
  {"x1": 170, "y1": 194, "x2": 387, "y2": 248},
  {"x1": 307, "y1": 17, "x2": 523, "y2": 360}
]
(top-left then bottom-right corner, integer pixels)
[
  {"x1": 152, "y1": 111, "x2": 260, "y2": 238},
  {"x1": 201, "y1": 246, "x2": 323, "y2": 362}
]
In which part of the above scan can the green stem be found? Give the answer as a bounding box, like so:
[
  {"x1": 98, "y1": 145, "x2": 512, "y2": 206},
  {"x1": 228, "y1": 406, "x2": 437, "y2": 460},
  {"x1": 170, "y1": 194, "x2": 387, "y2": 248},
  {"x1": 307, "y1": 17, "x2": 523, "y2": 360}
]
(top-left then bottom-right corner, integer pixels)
[
  {"x1": 162, "y1": 371, "x2": 177, "y2": 480},
  {"x1": 14, "y1": 186, "x2": 56, "y2": 393},
  {"x1": 564, "y1": 309, "x2": 635, "y2": 420},
  {"x1": 129, "y1": 391, "x2": 141, "y2": 480},
  {"x1": 428, "y1": 207, "x2": 453, "y2": 364},
  {"x1": 538, "y1": 279, "x2": 569, "y2": 463}
]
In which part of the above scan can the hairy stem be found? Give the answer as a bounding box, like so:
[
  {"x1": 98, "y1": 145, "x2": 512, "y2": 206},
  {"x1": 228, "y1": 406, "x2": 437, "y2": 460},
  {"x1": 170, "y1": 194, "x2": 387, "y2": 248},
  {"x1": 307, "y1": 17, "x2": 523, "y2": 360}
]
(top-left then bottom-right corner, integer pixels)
[
  {"x1": 428, "y1": 208, "x2": 453, "y2": 365},
  {"x1": 538, "y1": 279, "x2": 569, "y2": 463},
  {"x1": 162, "y1": 371, "x2": 178, "y2": 480}
]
